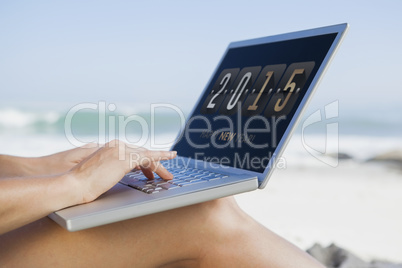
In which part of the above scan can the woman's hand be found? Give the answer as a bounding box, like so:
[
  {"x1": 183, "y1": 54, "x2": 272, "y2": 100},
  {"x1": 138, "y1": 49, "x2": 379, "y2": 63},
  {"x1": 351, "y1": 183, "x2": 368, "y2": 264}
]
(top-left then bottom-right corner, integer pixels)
[
  {"x1": 69, "y1": 140, "x2": 177, "y2": 203},
  {"x1": 38, "y1": 144, "x2": 99, "y2": 175},
  {"x1": 0, "y1": 140, "x2": 176, "y2": 234},
  {"x1": 0, "y1": 144, "x2": 98, "y2": 178}
]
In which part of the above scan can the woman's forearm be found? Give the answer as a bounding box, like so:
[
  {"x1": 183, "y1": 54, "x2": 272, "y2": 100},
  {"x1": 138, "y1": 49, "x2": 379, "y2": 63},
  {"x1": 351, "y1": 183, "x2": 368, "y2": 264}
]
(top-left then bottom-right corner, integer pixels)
[
  {"x1": 0, "y1": 173, "x2": 80, "y2": 235},
  {"x1": 0, "y1": 141, "x2": 176, "y2": 234},
  {"x1": 0, "y1": 155, "x2": 44, "y2": 178}
]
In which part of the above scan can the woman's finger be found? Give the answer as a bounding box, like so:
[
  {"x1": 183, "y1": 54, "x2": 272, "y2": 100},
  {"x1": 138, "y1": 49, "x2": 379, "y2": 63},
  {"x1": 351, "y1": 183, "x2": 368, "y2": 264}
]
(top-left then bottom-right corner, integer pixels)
[
  {"x1": 140, "y1": 166, "x2": 155, "y2": 180},
  {"x1": 150, "y1": 161, "x2": 174, "y2": 180}
]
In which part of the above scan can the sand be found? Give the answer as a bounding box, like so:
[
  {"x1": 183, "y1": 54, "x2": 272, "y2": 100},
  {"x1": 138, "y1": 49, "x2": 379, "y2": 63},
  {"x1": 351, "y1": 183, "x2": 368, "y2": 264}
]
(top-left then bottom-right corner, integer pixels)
[{"x1": 236, "y1": 160, "x2": 402, "y2": 263}]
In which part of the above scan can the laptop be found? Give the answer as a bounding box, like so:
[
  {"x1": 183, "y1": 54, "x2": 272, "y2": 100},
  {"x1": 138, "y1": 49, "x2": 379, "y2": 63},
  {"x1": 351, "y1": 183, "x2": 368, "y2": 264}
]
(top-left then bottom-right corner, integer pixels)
[{"x1": 49, "y1": 23, "x2": 348, "y2": 231}]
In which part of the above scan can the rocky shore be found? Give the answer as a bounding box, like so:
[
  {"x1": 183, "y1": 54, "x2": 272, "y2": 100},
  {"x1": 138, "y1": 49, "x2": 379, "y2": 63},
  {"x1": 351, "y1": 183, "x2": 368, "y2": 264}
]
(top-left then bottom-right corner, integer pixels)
[
  {"x1": 327, "y1": 149, "x2": 402, "y2": 169},
  {"x1": 308, "y1": 244, "x2": 402, "y2": 268}
]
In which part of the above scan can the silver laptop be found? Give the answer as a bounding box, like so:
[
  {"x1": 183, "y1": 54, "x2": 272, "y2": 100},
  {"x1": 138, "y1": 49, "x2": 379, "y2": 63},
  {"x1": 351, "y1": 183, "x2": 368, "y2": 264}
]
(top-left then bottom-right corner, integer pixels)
[{"x1": 49, "y1": 23, "x2": 348, "y2": 231}]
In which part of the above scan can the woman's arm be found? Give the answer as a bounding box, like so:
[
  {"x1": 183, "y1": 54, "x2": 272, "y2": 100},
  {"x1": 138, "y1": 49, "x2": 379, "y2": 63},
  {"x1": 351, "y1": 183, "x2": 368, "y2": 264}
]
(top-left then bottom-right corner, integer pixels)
[
  {"x1": 0, "y1": 173, "x2": 79, "y2": 234},
  {"x1": 0, "y1": 144, "x2": 98, "y2": 178},
  {"x1": 0, "y1": 140, "x2": 176, "y2": 235},
  {"x1": 0, "y1": 155, "x2": 43, "y2": 178}
]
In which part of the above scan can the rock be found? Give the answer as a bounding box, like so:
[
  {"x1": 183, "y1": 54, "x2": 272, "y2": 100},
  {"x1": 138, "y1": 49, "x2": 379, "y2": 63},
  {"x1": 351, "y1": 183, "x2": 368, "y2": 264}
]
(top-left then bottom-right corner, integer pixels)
[
  {"x1": 307, "y1": 243, "x2": 367, "y2": 268},
  {"x1": 326, "y1": 152, "x2": 353, "y2": 160},
  {"x1": 307, "y1": 243, "x2": 402, "y2": 268},
  {"x1": 367, "y1": 150, "x2": 402, "y2": 165}
]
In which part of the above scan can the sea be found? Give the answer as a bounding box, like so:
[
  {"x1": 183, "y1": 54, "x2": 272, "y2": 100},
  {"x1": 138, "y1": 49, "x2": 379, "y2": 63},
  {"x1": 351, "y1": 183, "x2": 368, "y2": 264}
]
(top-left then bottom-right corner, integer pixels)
[{"x1": 1, "y1": 101, "x2": 401, "y2": 163}]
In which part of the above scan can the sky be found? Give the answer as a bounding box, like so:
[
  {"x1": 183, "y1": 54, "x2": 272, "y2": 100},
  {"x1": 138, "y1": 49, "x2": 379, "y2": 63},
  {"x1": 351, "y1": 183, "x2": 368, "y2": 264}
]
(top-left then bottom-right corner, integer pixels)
[{"x1": 1, "y1": 0, "x2": 401, "y2": 118}]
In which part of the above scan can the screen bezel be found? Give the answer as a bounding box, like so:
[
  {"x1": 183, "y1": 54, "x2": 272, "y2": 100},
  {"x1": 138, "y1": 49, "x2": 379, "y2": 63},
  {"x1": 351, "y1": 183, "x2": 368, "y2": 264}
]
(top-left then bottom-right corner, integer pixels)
[{"x1": 172, "y1": 23, "x2": 349, "y2": 188}]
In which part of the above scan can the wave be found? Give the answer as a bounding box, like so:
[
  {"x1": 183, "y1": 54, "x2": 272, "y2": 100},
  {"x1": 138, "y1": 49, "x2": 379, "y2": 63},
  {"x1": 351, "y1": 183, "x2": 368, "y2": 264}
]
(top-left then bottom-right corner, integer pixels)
[
  {"x1": 0, "y1": 107, "x2": 185, "y2": 136},
  {"x1": 0, "y1": 108, "x2": 60, "y2": 129}
]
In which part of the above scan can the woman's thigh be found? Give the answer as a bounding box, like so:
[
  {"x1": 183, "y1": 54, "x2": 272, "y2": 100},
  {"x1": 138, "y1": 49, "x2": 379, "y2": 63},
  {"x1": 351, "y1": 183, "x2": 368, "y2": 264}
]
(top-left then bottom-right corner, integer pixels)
[
  {"x1": 0, "y1": 203, "x2": 210, "y2": 267},
  {"x1": 0, "y1": 197, "x2": 324, "y2": 268}
]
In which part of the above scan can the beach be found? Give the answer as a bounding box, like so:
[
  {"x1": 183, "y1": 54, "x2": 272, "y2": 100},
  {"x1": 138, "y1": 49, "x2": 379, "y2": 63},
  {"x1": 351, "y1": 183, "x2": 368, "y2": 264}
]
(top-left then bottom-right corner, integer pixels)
[
  {"x1": 0, "y1": 105, "x2": 401, "y2": 264},
  {"x1": 236, "y1": 156, "x2": 402, "y2": 263}
]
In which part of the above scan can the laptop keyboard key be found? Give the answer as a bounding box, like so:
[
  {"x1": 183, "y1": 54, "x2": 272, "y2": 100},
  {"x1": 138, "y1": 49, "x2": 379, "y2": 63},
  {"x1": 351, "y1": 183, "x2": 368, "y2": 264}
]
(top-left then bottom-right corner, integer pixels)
[
  {"x1": 161, "y1": 183, "x2": 180, "y2": 190},
  {"x1": 120, "y1": 165, "x2": 228, "y2": 194}
]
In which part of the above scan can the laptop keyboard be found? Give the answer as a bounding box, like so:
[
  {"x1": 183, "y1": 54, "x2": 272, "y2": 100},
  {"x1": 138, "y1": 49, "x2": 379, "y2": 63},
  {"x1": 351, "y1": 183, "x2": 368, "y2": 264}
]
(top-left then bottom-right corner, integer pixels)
[{"x1": 119, "y1": 166, "x2": 228, "y2": 194}]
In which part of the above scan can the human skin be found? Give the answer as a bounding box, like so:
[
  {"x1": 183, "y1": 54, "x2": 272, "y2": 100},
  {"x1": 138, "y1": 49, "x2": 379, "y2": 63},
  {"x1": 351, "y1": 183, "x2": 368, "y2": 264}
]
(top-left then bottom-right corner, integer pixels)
[
  {"x1": 0, "y1": 142, "x2": 325, "y2": 267},
  {"x1": 0, "y1": 197, "x2": 324, "y2": 268},
  {"x1": 0, "y1": 140, "x2": 176, "y2": 234}
]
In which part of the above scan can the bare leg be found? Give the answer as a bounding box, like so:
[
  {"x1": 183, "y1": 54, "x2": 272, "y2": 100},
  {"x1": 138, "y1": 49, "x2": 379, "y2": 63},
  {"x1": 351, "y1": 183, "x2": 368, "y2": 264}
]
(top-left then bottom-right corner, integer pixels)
[{"x1": 0, "y1": 197, "x2": 324, "y2": 268}]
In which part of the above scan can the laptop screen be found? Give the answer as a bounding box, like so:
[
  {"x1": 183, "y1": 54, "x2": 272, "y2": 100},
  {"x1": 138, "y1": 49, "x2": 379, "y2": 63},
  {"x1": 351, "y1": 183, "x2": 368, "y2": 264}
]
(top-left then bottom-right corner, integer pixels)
[{"x1": 173, "y1": 32, "x2": 337, "y2": 173}]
